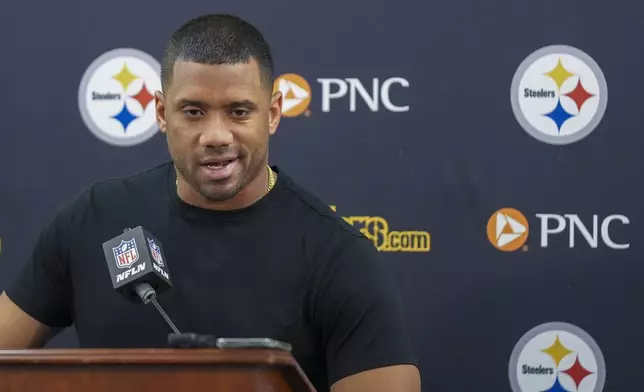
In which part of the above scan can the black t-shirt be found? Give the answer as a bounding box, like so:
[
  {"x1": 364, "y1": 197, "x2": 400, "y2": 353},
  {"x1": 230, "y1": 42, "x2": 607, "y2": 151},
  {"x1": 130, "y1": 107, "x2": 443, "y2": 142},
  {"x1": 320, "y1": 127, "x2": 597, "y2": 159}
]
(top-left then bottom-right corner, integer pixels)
[{"x1": 6, "y1": 161, "x2": 417, "y2": 391}]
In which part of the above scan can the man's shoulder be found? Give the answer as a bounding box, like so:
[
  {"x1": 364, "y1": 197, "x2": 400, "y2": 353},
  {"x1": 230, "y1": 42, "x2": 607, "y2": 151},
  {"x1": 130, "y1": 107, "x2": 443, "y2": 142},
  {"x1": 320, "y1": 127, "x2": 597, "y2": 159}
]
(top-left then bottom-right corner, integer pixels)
[
  {"x1": 276, "y1": 168, "x2": 368, "y2": 253},
  {"x1": 56, "y1": 161, "x2": 172, "y2": 222},
  {"x1": 86, "y1": 161, "x2": 172, "y2": 196}
]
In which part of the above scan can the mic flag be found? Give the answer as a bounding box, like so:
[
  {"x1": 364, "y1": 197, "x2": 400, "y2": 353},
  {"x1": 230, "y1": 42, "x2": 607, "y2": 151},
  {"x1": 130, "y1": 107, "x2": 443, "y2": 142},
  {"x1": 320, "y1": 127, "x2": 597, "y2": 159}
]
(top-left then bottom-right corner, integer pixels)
[{"x1": 102, "y1": 226, "x2": 172, "y2": 302}]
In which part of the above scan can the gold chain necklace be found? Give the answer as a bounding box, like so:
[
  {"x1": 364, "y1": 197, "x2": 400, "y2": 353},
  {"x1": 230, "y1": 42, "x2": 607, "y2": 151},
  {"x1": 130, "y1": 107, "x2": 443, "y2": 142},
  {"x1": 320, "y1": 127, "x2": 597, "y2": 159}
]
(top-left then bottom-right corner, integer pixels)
[
  {"x1": 176, "y1": 165, "x2": 276, "y2": 195},
  {"x1": 266, "y1": 165, "x2": 276, "y2": 193}
]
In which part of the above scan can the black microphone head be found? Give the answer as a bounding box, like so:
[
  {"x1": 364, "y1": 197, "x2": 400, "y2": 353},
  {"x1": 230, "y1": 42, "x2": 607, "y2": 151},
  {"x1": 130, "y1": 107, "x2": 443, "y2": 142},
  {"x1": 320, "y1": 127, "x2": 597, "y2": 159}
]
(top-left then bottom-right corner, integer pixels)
[{"x1": 102, "y1": 226, "x2": 172, "y2": 303}]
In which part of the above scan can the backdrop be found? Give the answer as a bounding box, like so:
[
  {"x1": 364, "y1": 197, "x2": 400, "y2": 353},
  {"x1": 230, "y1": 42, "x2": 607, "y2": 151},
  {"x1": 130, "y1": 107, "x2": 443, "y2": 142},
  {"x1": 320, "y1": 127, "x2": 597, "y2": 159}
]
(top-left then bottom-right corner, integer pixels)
[{"x1": 0, "y1": 1, "x2": 641, "y2": 391}]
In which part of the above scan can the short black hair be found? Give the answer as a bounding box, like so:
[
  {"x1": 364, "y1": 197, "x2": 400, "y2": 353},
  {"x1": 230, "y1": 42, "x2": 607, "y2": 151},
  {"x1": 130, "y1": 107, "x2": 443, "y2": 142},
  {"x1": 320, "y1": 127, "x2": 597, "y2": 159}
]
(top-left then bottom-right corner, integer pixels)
[{"x1": 161, "y1": 14, "x2": 274, "y2": 91}]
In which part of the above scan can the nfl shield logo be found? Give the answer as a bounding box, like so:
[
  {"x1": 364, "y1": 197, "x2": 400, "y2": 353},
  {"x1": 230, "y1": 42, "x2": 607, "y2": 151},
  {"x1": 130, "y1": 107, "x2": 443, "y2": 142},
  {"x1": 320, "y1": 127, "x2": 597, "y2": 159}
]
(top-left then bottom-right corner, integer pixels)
[
  {"x1": 148, "y1": 238, "x2": 164, "y2": 267},
  {"x1": 112, "y1": 239, "x2": 139, "y2": 269}
]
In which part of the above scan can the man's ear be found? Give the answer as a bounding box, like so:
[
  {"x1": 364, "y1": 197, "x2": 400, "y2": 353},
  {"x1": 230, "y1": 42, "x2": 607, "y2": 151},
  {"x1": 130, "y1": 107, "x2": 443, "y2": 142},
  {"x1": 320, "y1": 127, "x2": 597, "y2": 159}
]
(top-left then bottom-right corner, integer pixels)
[
  {"x1": 268, "y1": 90, "x2": 282, "y2": 136},
  {"x1": 155, "y1": 90, "x2": 167, "y2": 134}
]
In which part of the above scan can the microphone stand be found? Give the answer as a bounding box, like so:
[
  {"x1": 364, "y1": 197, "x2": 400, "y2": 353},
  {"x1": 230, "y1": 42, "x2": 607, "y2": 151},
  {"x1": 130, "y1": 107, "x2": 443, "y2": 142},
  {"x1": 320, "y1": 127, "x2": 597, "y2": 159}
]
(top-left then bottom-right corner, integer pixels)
[
  {"x1": 133, "y1": 282, "x2": 218, "y2": 348},
  {"x1": 133, "y1": 282, "x2": 291, "y2": 351}
]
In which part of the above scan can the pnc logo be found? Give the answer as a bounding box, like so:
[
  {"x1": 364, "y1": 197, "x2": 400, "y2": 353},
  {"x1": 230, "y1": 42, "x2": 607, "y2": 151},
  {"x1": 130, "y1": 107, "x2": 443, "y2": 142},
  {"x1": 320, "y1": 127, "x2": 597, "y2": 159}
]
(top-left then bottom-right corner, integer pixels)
[
  {"x1": 273, "y1": 73, "x2": 410, "y2": 117},
  {"x1": 487, "y1": 208, "x2": 630, "y2": 251},
  {"x1": 273, "y1": 73, "x2": 312, "y2": 117},
  {"x1": 487, "y1": 208, "x2": 529, "y2": 252}
]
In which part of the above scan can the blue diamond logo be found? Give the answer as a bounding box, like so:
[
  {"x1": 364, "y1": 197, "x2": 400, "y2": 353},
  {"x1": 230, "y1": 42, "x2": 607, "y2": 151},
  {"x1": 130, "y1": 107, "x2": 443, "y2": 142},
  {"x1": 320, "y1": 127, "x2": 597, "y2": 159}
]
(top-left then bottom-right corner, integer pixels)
[
  {"x1": 111, "y1": 102, "x2": 139, "y2": 132},
  {"x1": 542, "y1": 375, "x2": 572, "y2": 392},
  {"x1": 543, "y1": 99, "x2": 575, "y2": 132}
]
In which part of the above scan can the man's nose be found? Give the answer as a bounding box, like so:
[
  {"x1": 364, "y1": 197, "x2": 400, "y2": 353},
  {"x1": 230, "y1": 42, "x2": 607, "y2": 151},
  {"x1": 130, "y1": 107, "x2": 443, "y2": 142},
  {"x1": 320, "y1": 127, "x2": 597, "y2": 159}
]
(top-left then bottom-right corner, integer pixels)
[{"x1": 198, "y1": 117, "x2": 234, "y2": 147}]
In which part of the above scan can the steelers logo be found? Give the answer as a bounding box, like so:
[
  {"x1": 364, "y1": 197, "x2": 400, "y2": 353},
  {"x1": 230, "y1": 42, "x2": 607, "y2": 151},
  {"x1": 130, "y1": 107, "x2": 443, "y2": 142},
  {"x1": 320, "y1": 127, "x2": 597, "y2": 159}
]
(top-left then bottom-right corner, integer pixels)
[
  {"x1": 509, "y1": 322, "x2": 606, "y2": 392},
  {"x1": 273, "y1": 73, "x2": 312, "y2": 117},
  {"x1": 78, "y1": 48, "x2": 161, "y2": 146},
  {"x1": 510, "y1": 45, "x2": 608, "y2": 145}
]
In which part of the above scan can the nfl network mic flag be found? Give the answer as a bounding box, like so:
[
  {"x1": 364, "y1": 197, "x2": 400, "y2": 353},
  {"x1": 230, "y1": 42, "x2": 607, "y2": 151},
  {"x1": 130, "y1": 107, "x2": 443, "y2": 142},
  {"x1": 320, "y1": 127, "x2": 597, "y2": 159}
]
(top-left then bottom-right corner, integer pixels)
[{"x1": 102, "y1": 226, "x2": 172, "y2": 302}]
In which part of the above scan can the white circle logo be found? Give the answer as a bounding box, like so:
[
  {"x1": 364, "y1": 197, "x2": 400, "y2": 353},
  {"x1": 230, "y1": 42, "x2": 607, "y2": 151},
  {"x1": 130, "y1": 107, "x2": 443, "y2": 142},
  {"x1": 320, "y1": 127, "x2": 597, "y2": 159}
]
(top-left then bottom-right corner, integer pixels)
[
  {"x1": 78, "y1": 48, "x2": 161, "y2": 146},
  {"x1": 510, "y1": 45, "x2": 608, "y2": 145},
  {"x1": 509, "y1": 322, "x2": 606, "y2": 392}
]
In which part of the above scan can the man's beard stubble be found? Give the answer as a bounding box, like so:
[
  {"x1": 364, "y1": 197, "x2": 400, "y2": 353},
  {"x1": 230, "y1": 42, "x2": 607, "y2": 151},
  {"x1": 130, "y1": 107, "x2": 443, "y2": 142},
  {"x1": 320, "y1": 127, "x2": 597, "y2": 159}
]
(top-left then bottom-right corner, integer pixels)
[{"x1": 174, "y1": 152, "x2": 266, "y2": 203}]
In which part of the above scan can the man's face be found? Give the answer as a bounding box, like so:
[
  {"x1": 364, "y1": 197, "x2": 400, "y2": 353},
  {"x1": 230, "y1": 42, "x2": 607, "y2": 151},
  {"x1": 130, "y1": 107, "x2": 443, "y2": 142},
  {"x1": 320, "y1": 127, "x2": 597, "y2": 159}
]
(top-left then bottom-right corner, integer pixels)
[{"x1": 155, "y1": 59, "x2": 281, "y2": 203}]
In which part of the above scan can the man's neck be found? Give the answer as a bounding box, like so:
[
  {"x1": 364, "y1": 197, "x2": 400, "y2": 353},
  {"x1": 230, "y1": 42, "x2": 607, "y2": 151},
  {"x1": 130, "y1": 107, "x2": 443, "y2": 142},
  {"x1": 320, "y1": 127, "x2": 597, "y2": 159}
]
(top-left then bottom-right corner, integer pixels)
[{"x1": 176, "y1": 166, "x2": 272, "y2": 211}]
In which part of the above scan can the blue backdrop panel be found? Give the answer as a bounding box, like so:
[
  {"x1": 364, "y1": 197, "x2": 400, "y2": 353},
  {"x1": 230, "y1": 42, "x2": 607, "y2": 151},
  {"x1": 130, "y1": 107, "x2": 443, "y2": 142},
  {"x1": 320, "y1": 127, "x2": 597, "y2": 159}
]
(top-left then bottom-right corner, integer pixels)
[{"x1": 1, "y1": 1, "x2": 642, "y2": 391}]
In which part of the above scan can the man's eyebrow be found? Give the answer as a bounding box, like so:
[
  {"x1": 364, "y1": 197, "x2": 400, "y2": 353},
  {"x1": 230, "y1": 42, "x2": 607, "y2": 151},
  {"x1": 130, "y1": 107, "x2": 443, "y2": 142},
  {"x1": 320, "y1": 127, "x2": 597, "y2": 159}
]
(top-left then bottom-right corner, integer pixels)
[
  {"x1": 174, "y1": 99, "x2": 259, "y2": 110},
  {"x1": 175, "y1": 98, "x2": 208, "y2": 108},
  {"x1": 227, "y1": 99, "x2": 259, "y2": 110}
]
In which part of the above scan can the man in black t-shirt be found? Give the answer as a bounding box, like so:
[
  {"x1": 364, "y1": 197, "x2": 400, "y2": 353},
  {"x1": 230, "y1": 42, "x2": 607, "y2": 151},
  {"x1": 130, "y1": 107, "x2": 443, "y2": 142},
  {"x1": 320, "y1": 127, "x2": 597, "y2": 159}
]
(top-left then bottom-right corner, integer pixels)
[{"x1": 0, "y1": 14, "x2": 420, "y2": 392}]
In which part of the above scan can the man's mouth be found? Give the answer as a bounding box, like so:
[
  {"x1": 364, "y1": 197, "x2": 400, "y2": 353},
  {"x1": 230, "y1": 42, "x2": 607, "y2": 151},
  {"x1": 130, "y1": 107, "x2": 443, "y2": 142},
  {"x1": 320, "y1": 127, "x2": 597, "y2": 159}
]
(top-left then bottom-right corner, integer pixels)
[
  {"x1": 203, "y1": 159, "x2": 236, "y2": 169},
  {"x1": 199, "y1": 157, "x2": 240, "y2": 181}
]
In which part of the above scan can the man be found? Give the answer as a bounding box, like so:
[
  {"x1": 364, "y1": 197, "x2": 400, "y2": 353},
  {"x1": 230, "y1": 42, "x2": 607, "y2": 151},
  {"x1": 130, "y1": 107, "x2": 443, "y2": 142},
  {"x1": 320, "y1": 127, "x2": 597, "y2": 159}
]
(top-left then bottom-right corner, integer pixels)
[{"x1": 0, "y1": 14, "x2": 420, "y2": 392}]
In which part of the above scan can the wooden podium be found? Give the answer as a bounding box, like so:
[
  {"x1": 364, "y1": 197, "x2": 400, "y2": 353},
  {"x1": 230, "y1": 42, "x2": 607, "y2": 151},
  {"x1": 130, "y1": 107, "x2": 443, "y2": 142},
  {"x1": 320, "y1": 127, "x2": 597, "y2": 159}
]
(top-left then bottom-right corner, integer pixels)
[{"x1": 0, "y1": 348, "x2": 317, "y2": 392}]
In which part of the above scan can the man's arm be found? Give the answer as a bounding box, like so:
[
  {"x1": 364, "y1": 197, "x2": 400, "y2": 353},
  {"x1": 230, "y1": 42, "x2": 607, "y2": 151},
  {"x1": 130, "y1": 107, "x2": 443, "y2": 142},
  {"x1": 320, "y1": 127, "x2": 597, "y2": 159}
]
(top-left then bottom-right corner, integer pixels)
[
  {"x1": 0, "y1": 292, "x2": 53, "y2": 348},
  {"x1": 310, "y1": 234, "x2": 421, "y2": 392},
  {"x1": 0, "y1": 202, "x2": 75, "y2": 348},
  {"x1": 331, "y1": 365, "x2": 421, "y2": 392}
]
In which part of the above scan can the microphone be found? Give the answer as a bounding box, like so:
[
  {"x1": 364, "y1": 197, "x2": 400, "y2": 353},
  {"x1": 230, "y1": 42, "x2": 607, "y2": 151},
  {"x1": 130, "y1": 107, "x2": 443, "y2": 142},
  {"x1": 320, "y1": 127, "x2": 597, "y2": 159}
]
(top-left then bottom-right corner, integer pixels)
[{"x1": 102, "y1": 226, "x2": 181, "y2": 334}]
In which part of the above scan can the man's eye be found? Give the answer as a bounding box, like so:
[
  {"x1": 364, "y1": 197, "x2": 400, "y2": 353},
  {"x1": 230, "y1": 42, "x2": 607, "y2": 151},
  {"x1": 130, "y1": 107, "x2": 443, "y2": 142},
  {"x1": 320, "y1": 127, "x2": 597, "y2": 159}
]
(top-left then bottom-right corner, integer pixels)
[
  {"x1": 183, "y1": 109, "x2": 203, "y2": 117},
  {"x1": 230, "y1": 109, "x2": 249, "y2": 117}
]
